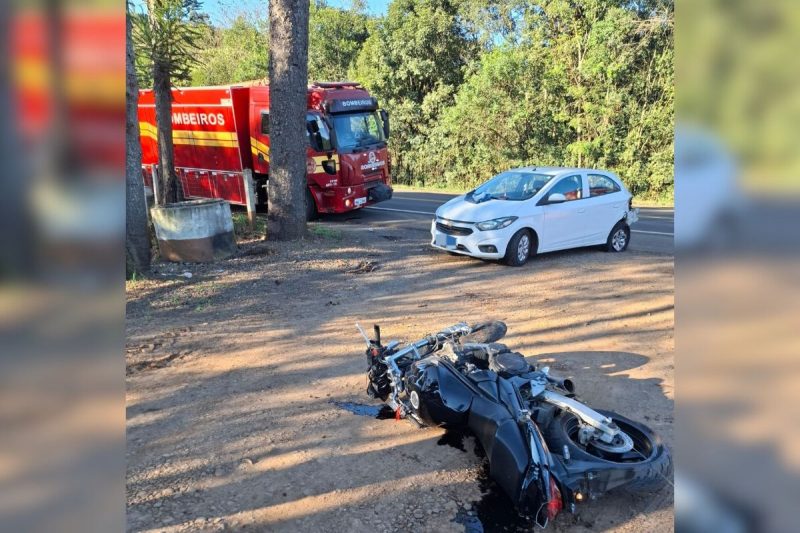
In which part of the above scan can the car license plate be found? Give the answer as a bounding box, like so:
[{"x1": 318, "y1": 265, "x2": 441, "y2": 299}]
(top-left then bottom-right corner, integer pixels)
[
  {"x1": 435, "y1": 234, "x2": 457, "y2": 248},
  {"x1": 354, "y1": 196, "x2": 367, "y2": 207}
]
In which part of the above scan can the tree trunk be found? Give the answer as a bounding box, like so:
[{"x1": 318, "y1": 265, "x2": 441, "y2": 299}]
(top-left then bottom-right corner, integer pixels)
[
  {"x1": 153, "y1": 59, "x2": 179, "y2": 204},
  {"x1": 268, "y1": 0, "x2": 309, "y2": 240},
  {"x1": 126, "y1": 7, "x2": 151, "y2": 276}
]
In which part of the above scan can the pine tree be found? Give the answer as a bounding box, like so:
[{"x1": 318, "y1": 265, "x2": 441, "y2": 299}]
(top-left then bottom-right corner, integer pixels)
[{"x1": 133, "y1": 0, "x2": 203, "y2": 204}]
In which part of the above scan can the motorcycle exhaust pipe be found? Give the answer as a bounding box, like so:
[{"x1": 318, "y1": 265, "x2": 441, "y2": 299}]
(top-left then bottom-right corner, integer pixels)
[{"x1": 546, "y1": 376, "x2": 575, "y2": 394}]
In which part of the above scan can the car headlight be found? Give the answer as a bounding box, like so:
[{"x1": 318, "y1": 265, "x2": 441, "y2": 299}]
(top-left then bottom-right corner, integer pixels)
[{"x1": 475, "y1": 216, "x2": 518, "y2": 231}]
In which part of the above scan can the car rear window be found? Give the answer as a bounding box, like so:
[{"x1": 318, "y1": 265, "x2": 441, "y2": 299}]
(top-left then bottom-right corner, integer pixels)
[{"x1": 588, "y1": 174, "x2": 621, "y2": 197}]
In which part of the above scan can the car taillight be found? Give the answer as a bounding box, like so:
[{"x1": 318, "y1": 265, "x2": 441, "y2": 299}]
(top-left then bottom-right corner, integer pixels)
[{"x1": 546, "y1": 476, "x2": 563, "y2": 521}]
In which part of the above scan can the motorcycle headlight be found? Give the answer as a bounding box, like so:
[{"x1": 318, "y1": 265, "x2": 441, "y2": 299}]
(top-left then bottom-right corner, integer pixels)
[{"x1": 475, "y1": 216, "x2": 518, "y2": 231}]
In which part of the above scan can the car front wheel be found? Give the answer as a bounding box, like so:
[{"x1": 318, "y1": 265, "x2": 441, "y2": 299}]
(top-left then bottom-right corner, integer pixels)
[
  {"x1": 606, "y1": 221, "x2": 631, "y2": 252},
  {"x1": 503, "y1": 229, "x2": 533, "y2": 266}
]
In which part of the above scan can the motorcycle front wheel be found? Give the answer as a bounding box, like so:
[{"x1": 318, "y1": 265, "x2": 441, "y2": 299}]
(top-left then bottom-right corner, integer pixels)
[
  {"x1": 547, "y1": 409, "x2": 672, "y2": 491},
  {"x1": 463, "y1": 320, "x2": 507, "y2": 344}
]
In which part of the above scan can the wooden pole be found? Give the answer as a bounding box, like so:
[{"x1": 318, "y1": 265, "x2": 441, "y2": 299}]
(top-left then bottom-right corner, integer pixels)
[
  {"x1": 150, "y1": 163, "x2": 161, "y2": 206},
  {"x1": 243, "y1": 168, "x2": 256, "y2": 229}
]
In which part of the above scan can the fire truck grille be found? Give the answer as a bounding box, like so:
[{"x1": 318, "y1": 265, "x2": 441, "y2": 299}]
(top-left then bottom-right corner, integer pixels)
[{"x1": 436, "y1": 222, "x2": 473, "y2": 236}]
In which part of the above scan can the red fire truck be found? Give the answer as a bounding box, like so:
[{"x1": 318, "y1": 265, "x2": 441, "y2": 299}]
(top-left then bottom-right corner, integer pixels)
[{"x1": 138, "y1": 81, "x2": 393, "y2": 218}]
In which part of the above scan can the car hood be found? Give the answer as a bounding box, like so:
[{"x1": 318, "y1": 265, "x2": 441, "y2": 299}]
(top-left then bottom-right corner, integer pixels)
[{"x1": 436, "y1": 195, "x2": 522, "y2": 223}]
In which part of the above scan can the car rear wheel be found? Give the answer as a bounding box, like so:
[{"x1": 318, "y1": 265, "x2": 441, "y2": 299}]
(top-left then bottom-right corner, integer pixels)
[
  {"x1": 606, "y1": 221, "x2": 630, "y2": 252},
  {"x1": 504, "y1": 229, "x2": 534, "y2": 266}
]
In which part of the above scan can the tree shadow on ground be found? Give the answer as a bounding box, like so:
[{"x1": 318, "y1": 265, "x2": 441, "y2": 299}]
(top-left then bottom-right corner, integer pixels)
[{"x1": 126, "y1": 221, "x2": 673, "y2": 532}]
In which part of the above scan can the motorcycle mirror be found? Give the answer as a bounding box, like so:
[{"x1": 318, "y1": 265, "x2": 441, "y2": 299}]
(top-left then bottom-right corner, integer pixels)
[{"x1": 355, "y1": 323, "x2": 371, "y2": 347}]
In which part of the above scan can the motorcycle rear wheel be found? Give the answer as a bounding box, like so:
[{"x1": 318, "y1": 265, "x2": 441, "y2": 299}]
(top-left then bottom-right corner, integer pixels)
[{"x1": 547, "y1": 409, "x2": 672, "y2": 491}]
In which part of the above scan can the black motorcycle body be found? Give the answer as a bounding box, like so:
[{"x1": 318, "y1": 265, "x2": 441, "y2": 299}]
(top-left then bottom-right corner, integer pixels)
[{"x1": 360, "y1": 321, "x2": 671, "y2": 527}]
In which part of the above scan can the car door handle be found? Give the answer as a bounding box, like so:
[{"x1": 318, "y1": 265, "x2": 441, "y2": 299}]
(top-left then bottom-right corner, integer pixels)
[{"x1": 578, "y1": 208, "x2": 585, "y2": 213}]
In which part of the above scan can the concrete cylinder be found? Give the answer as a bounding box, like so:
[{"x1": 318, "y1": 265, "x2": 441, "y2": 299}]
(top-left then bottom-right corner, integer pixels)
[{"x1": 151, "y1": 199, "x2": 237, "y2": 262}]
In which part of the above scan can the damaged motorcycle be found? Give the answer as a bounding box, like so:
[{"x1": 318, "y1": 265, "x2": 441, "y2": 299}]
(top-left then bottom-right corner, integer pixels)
[{"x1": 357, "y1": 321, "x2": 671, "y2": 528}]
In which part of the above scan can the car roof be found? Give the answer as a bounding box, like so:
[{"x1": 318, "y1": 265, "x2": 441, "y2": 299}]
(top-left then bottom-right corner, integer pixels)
[{"x1": 510, "y1": 166, "x2": 615, "y2": 176}]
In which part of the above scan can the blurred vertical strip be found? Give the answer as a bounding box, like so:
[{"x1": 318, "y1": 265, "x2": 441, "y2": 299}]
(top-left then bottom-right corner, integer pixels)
[
  {"x1": 0, "y1": 1, "x2": 125, "y2": 532},
  {"x1": 676, "y1": 1, "x2": 800, "y2": 532}
]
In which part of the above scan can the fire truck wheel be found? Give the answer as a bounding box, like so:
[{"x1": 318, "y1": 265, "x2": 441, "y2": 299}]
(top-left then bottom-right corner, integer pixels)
[
  {"x1": 305, "y1": 190, "x2": 319, "y2": 221},
  {"x1": 256, "y1": 181, "x2": 268, "y2": 209}
]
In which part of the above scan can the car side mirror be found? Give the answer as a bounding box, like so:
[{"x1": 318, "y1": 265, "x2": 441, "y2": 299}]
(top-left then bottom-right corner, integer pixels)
[
  {"x1": 547, "y1": 192, "x2": 567, "y2": 204},
  {"x1": 379, "y1": 109, "x2": 390, "y2": 138}
]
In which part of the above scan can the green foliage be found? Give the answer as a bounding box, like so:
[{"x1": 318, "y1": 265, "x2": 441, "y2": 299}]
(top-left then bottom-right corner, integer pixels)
[
  {"x1": 309, "y1": 1, "x2": 371, "y2": 82},
  {"x1": 133, "y1": 0, "x2": 205, "y2": 88},
  {"x1": 350, "y1": 0, "x2": 479, "y2": 182},
  {"x1": 192, "y1": 16, "x2": 269, "y2": 85},
  {"x1": 138, "y1": 0, "x2": 674, "y2": 201},
  {"x1": 232, "y1": 212, "x2": 267, "y2": 240},
  {"x1": 383, "y1": 0, "x2": 674, "y2": 201},
  {"x1": 188, "y1": 2, "x2": 369, "y2": 86},
  {"x1": 309, "y1": 224, "x2": 343, "y2": 240}
]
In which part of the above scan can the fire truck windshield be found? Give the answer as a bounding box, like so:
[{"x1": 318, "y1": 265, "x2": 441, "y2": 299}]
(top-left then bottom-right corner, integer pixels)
[{"x1": 331, "y1": 111, "x2": 386, "y2": 151}]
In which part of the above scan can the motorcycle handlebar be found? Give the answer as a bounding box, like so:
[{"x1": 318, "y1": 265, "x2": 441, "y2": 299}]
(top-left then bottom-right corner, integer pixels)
[{"x1": 428, "y1": 322, "x2": 472, "y2": 345}]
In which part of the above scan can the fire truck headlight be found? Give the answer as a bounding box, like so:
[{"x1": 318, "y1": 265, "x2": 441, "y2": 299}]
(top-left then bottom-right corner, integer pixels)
[{"x1": 345, "y1": 199, "x2": 352, "y2": 207}]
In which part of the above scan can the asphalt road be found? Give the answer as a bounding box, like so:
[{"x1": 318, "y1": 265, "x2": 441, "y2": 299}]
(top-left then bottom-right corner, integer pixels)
[{"x1": 336, "y1": 190, "x2": 674, "y2": 255}]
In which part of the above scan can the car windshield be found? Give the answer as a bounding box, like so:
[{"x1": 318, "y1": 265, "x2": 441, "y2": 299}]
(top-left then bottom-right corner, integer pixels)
[
  {"x1": 467, "y1": 171, "x2": 554, "y2": 202},
  {"x1": 331, "y1": 111, "x2": 385, "y2": 151}
]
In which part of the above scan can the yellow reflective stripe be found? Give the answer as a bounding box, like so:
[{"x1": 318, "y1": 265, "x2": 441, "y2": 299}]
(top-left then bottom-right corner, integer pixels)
[
  {"x1": 139, "y1": 122, "x2": 157, "y2": 140},
  {"x1": 180, "y1": 139, "x2": 239, "y2": 148},
  {"x1": 173, "y1": 130, "x2": 237, "y2": 141},
  {"x1": 250, "y1": 137, "x2": 270, "y2": 155},
  {"x1": 138, "y1": 122, "x2": 238, "y2": 148},
  {"x1": 251, "y1": 146, "x2": 270, "y2": 161}
]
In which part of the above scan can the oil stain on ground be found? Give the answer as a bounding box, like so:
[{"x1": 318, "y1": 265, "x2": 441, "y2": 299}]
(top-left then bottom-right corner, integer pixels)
[
  {"x1": 436, "y1": 428, "x2": 469, "y2": 451},
  {"x1": 470, "y1": 460, "x2": 538, "y2": 532},
  {"x1": 332, "y1": 405, "x2": 537, "y2": 532},
  {"x1": 329, "y1": 400, "x2": 396, "y2": 419},
  {"x1": 451, "y1": 435, "x2": 538, "y2": 533}
]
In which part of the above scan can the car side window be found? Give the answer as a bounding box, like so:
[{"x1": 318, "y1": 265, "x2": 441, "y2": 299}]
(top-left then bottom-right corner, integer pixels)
[
  {"x1": 548, "y1": 175, "x2": 583, "y2": 201},
  {"x1": 588, "y1": 174, "x2": 620, "y2": 197},
  {"x1": 260, "y1": 112, "x2": 270, "y2": 135}
]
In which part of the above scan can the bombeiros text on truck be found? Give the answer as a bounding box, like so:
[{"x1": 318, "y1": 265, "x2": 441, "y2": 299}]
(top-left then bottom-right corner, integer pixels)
[{"x1": 138, "y1": 81, "x2": 393, "y2": 219}]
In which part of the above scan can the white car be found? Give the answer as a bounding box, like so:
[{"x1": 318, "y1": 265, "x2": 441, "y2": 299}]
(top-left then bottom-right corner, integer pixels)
[{"x1": 431, "y1": 167, "x2": 639, "y2": 266}]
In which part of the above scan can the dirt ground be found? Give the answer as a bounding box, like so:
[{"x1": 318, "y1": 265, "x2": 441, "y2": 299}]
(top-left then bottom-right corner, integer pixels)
[{"x1": 126, "y1": 221, "x2": 674, "y2": 532}]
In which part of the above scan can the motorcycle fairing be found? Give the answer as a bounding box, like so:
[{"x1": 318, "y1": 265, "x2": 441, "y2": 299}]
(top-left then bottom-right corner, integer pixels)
[{"x1": 408, "y1": 357, "x2": 553, "y2": 511}]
